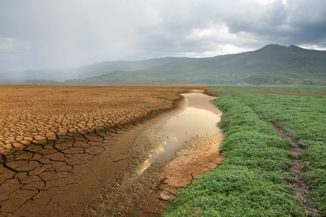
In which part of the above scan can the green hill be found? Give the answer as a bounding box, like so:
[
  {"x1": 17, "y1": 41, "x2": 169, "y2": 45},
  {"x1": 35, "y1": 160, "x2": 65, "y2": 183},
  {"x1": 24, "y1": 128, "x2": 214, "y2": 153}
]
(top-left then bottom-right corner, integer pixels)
[{"x1": 69, "y1": 44, "x2": 326, "y2": 85}]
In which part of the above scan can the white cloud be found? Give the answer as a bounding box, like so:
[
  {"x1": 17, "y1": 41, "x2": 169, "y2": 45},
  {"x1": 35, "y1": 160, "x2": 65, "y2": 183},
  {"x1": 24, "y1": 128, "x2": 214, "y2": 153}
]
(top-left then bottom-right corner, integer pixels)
[
  {"x1": 299, "y1": 43, "x2": 326, "y2": 50},
  {"x1": 176, "y1": 44, "x2": 251, "y2": 58},
  {"x1": 0, "y1": 37, "x2": 29, "y2": 58},
  {"x1": 0, "y1": 0, "x2": 325, "y2": 70},
  {"x1": 253, "y1": 0, "x2": 287, "y2": 6}
]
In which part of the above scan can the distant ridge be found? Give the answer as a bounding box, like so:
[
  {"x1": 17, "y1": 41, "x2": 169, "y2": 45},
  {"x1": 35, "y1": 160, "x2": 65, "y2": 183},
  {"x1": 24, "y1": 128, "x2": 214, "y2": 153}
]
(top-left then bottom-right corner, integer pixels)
[
  {"x1": 70, "y1": 44, "x2": 326, "y2": 85},
  {"x1": 2, "y1": 44, "x2": 326, "y2": 85}
]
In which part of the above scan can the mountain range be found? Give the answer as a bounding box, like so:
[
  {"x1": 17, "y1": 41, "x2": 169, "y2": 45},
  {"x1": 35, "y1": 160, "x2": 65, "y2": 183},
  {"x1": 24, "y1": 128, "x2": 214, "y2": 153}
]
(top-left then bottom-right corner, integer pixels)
[{"x1": 1, "y1": 44, "x2": 326, "y2": 85}]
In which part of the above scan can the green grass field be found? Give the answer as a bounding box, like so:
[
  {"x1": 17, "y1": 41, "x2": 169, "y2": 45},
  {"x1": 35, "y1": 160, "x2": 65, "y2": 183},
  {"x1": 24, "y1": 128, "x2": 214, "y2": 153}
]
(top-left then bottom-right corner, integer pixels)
[
  {"x1": 233, "y1": 93, "x2": 326, "y2": 214},
  {"x1": 210, "y1": 85, "x2": 326, "y2": 96},
  {"x1": 164, "y1": 86, "x2": 326, "y2": 217}
]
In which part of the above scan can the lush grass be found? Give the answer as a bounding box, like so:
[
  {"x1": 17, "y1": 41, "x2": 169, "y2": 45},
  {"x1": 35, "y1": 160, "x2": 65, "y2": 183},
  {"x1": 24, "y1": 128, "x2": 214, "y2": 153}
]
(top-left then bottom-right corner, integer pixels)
[
  {"x1": 304, "y1": 142, "x2": 326, "y2": 213},
  {"x1": 231, "y1": 93, "x2": 326, "y2": 215},
  {"x1": 210, "y1": 85, "x2": 326, "y2": 96},
  {"x1": 164, "y1": 96, "x2": 305, "y2": 217}
]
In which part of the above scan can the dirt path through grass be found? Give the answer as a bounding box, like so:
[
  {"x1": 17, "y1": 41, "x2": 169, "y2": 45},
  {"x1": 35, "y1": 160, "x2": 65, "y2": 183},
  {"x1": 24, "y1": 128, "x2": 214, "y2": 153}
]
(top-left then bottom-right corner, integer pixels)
[{"x1": 269, "y1": 121, "x2": 320, "y2": 216}]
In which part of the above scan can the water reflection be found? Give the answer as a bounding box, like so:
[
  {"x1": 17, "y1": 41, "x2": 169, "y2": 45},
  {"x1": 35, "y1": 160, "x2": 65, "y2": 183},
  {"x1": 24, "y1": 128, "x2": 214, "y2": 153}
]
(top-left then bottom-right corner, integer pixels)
[{"x1": 138, "y1": 92, "x2": 221, "y2": 175}]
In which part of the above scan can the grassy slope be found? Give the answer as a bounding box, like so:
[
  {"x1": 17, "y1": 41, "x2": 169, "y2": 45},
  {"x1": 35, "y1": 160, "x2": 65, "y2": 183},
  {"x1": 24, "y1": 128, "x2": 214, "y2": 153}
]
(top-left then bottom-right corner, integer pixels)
[{"x1": 164, "y1": 87, "x2": 325, "y2": 216}]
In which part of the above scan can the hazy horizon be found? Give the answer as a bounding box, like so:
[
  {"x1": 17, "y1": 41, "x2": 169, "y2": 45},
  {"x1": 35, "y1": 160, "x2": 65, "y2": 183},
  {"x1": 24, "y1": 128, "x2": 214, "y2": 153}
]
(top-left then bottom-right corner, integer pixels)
[{"x1": 1, "y1": 44, "x2": 316, "y2": 73}]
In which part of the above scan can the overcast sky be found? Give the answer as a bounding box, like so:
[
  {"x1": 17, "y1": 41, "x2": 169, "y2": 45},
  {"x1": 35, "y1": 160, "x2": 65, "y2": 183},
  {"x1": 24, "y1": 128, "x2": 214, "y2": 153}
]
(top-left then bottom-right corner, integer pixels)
[{"x1": 0, "y1": 0, "x2": 326, "y2": 71}]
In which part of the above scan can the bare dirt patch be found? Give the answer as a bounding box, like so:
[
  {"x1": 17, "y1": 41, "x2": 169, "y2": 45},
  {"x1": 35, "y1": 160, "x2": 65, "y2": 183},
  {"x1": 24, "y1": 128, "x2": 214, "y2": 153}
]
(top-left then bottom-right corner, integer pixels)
[
  {"x1": 0, "y1": 86, "x2": 188, "y2": 155},
  {"x1": 0, "y1": 86, "x2": 192, "y2": 217}
]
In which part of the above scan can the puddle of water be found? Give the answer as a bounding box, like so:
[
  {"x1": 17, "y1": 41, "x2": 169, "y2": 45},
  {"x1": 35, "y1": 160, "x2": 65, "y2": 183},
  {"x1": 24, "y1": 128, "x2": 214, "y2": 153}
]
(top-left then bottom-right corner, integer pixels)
[{"x1": 138, "y1": 92, "x2": 221, "y2": 175}]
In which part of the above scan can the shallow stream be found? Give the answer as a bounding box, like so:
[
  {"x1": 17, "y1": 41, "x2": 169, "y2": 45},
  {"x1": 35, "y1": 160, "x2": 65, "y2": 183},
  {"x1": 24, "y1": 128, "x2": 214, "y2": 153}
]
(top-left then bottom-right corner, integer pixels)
[{"x1": 138, "y1": 91, "x2": 222, "y2": 174}]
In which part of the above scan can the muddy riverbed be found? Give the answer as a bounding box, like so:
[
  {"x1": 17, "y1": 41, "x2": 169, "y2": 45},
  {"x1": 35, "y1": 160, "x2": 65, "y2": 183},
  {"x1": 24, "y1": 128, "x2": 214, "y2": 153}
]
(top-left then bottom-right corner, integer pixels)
[
  {"x1": 85, "y1": 91, "x2": 223, "y2": 216},
  {"x1": 138, "y1": 92, "x2": 222, "y2": 175},
  {"x1": 0, "y1": 90, "x2": 223, "y2": 217}
]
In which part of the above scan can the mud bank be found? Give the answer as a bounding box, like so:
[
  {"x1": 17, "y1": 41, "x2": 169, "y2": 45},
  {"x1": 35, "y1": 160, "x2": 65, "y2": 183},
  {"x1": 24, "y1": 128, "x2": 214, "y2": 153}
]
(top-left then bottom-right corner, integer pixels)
[
  {"x1": 141, "y1": 92, "x2": 223, "y2": 216},
  {"x1": 138, "y1": 92, "x2": 222, "y2": 175},
  {"x1": 85, "y1": 92, "x2": 223, "y2": 217}
]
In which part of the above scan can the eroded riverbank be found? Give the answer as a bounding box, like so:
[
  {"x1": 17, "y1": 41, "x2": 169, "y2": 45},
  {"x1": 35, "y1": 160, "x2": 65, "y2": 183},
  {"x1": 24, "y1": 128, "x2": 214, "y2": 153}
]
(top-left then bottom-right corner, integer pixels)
[
  {"x1": 141, "y1": 92, "x2": 223, "y2": 216},
  {"x1": 85, "y1": 91, "x2": 223, "y2": 216}
]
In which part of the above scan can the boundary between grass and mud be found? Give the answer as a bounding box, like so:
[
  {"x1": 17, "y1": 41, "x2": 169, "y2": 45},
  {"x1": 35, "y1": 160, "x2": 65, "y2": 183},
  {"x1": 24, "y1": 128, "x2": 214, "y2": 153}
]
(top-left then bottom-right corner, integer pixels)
[{"x1": 163, "y1": 93, "x2": 321, "y2": 216}]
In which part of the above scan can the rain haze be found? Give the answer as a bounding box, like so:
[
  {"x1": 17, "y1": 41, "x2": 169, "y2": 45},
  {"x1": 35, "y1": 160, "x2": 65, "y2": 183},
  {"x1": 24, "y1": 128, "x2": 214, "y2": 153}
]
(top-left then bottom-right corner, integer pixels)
[{"x1": 0, "y1": 0, "x2": 326, "y2": 79}]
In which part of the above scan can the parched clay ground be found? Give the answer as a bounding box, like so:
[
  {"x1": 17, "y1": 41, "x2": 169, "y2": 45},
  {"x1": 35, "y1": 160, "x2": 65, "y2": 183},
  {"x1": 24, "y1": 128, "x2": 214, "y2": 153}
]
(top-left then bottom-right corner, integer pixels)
[
  {"x1": 0, "y1": 86, "x2": 186, "y2": 155},
  {"x1": 0, "y1": 86, "x2": 190, "y2": 217}
]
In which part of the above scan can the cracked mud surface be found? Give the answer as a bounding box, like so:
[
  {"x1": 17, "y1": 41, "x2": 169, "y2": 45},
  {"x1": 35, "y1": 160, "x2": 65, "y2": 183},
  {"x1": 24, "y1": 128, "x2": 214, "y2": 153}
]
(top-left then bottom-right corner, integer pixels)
[
  {"x1": 0, "y1": 86, "x2": 189, "y2": 217},
  {"x1": 0, "y1": 86, "x2": 186, "y2": 155}
]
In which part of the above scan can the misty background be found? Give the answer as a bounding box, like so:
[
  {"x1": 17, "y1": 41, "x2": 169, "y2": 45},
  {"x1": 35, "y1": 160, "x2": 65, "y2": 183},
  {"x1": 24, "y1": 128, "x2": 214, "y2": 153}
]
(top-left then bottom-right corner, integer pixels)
[{"x1": 0, "y1": 0, "x2": 326, "y2": 82}]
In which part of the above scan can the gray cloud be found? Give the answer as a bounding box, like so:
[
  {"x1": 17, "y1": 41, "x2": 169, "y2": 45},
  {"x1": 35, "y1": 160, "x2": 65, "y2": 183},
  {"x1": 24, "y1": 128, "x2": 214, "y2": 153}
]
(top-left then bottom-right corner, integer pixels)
[{"x1": 0, "y1": 0, "x2": 326, "y2": 71}]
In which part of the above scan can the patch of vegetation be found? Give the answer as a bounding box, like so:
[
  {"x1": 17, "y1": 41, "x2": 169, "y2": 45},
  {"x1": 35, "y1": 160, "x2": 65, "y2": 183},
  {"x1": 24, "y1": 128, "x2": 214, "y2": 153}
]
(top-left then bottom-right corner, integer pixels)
[
  {"x1": 164, "y1": 96, "x2": 305, "y2": 217},
  {"x1": 231, "y1": 93, "x2": 326, "y2": 215},
  {"x1": 210, "y1": 85, "x2": 326, "y2": 96},
  {"x1": 304, "y1": 142, "x2": 326, "y2": 213}
]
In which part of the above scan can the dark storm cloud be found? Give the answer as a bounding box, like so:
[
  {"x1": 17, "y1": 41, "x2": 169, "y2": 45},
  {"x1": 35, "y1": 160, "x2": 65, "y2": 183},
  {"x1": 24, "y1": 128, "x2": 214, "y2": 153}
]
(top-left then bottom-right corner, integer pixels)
[
  {"x1": 0, "y1": 0, "x2": 326, "y2": 71},
  {"x1": 222, "y1": 0, "x2": 326, "y2": 45}
]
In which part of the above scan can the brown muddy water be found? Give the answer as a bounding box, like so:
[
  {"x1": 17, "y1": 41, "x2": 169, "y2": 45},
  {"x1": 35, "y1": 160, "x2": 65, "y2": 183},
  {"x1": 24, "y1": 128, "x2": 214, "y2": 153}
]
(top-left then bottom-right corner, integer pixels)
[
  {"x1": 138, "y1": 92, "x2": 221, "y2": 175},
  {"x1": 85, "y1": 91, "x2": 223, "y2": 217}
]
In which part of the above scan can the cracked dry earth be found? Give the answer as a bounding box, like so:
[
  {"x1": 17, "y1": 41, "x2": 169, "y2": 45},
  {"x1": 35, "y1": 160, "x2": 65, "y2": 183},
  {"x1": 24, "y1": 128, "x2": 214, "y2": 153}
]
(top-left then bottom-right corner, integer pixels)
[{"x1": 0, "y1": 86, "x2": 189, "y2": 217}]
